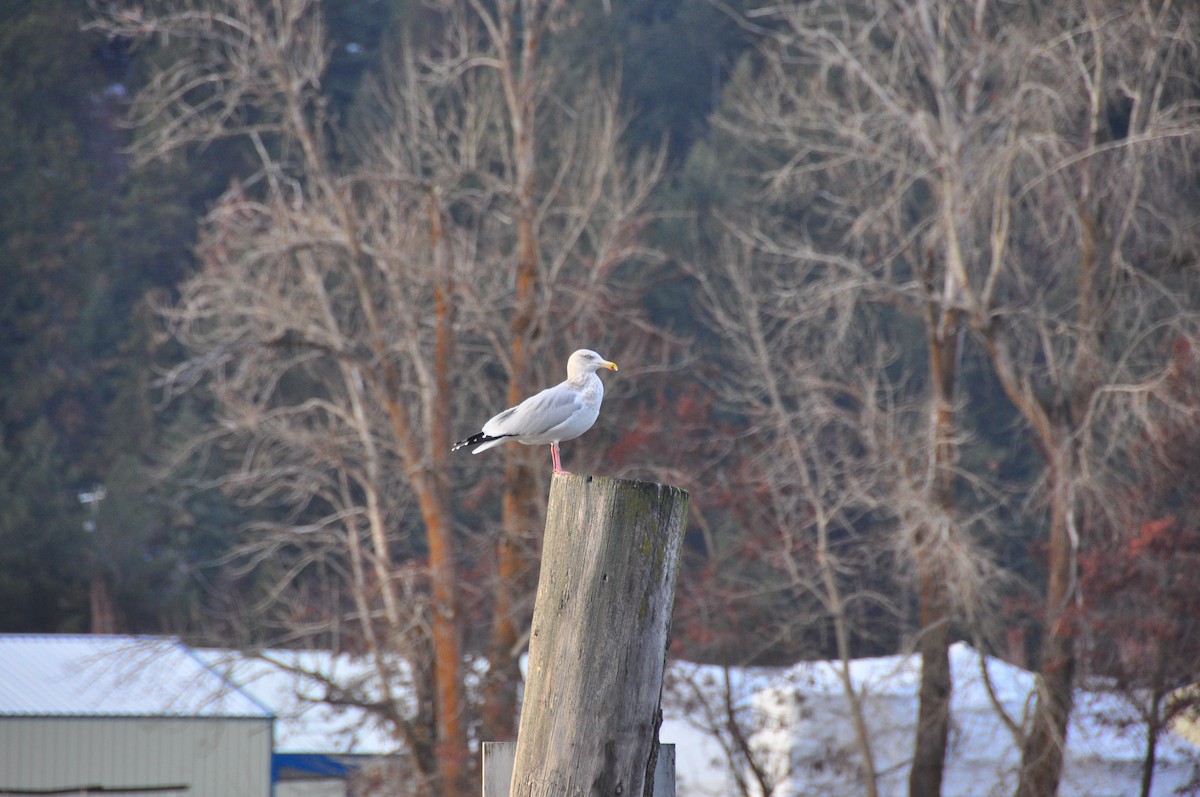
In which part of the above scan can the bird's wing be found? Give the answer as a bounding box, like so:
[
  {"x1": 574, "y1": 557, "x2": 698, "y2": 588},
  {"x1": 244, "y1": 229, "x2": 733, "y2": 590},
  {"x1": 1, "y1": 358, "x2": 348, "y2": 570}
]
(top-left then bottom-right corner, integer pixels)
[{"x1": 481, "y1": 382, "x2": 583, "y2": 439}]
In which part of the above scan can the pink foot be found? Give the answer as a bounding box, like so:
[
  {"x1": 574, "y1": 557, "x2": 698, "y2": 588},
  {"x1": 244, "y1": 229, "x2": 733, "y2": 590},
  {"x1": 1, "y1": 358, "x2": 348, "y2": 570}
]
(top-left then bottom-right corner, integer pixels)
[{"x1": 550, "y1": 444, "x2": 572, "y2": 475}]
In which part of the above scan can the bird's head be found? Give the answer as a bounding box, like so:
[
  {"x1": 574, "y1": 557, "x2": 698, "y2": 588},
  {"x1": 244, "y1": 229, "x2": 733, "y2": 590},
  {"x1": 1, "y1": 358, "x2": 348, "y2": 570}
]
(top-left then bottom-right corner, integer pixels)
[{"x1": 568, "y1": 349, "x2": 618, "y2": 379}]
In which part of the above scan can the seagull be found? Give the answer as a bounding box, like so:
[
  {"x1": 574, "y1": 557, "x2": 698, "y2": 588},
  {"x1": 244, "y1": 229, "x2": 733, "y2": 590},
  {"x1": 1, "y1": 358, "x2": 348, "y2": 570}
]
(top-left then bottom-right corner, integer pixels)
[{"x1": 452, "y1": 349, "x2": 619, "y2": 475}]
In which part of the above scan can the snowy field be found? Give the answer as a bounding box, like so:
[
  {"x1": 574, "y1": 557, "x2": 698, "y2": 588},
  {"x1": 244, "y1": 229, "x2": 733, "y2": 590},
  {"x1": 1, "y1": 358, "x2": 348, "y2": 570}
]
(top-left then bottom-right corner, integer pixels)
[
  {"x1": 10, "y1": 635, "x2": 1192, "y2": 795},
  {"x1": 661, "y1": 643, "x2": 1197, "y2": 797}
]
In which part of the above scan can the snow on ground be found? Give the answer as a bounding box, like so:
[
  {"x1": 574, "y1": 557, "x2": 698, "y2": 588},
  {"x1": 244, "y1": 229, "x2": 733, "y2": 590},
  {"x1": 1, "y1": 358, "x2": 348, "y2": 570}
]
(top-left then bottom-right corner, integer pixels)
[
  {"x1": 660, "y1": 643, "x2": 1198, "y2": 797},
  {"x1": 15, "y1": 636, "x2": 1190, "y2": 793},
  {"x1": 194, "y1": 641, "x2": 1200, "y2": 794},
  {"x1": 197, "y1": 648, "x2": 402, "y2": 755}
]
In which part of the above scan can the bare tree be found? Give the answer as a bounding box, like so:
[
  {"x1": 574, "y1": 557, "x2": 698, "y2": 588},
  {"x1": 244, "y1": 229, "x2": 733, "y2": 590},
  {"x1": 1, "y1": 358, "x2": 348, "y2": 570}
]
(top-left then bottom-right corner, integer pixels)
[
  {"x1": 93, "y1": 1, "x2": 661, "y2": 794},
  {"x1": 420, "y1": 0, "x2": 667, "y2": 741},
  {"x1": 695, "y1": 3, "x2": 999, "y2": 794},
  {"x1": 687, "y1": 223, "x2": 945, "y2": 796},
  {"x1": 663, "y1": 658, "x2": 787, "y2": 797},
  {"x1": 1077, "y1": 333, "x2": 1200, "y2": 797},
  {"x1": 703, "y1": 2, "x2": 1200, "y2": 796}
]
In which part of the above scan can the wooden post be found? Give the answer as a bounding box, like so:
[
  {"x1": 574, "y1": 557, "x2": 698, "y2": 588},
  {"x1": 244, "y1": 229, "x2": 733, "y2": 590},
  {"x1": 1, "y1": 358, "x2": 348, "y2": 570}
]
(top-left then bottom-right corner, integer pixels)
[
  {"x1": 483, "y1": 742, "x2": 676, "y2": 797},
  {"x1": 508, "y1": 474, "x2": 688, "y2": 797}
]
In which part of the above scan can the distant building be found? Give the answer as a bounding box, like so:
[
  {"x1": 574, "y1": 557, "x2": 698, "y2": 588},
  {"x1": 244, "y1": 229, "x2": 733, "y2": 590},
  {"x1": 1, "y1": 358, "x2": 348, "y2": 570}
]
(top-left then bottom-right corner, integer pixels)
[
  {"x1": 0, "y1": 635, "x2": 273, "y2": 797},
  {"x1": 0, "y1": 635, "x2": 402, "y2": 797},
  {"x1": 196, "y1": 647, "x2": 406, "y2": 797}
]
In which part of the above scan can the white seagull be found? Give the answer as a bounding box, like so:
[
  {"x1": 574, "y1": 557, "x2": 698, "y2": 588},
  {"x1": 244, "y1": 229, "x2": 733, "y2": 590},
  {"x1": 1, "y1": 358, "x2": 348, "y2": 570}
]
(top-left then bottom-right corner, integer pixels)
[{"x1": 452, "y1": 349, "x2": 619, "y2": 475}]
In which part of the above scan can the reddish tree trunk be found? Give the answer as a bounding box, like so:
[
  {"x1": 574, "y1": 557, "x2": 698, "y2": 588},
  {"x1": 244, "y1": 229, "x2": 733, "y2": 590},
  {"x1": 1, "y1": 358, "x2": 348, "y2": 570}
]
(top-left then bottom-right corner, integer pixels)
[
  {"x1": 427, "y1": 197, "x2": 470, "y2": 797},
  {"x1": 1015, "y1": 455, "x2": 1077, "y2": 797},
  {"x1": 484, "y1": 24, "x2": 544, "y2": 741},
  {"x1": 89, "y1": 574, "x2": 119, "y2": 635},
  {"x1": 482, "y1": 449, "x2": 538, "y2": 742}
]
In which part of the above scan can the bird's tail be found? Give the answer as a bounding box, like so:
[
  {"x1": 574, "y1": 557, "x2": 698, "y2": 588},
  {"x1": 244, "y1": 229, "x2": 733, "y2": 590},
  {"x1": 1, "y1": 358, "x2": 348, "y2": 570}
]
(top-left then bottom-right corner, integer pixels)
[{"x1": 452, "y1": 431, "x2": 506, "y2": 452}]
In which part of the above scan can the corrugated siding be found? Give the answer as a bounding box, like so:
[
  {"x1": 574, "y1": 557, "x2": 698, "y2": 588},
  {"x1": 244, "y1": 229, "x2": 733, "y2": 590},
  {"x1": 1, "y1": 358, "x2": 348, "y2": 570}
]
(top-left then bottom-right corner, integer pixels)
[{"x1": 0, "y1": 716, "x2": 272, "y2": 797}]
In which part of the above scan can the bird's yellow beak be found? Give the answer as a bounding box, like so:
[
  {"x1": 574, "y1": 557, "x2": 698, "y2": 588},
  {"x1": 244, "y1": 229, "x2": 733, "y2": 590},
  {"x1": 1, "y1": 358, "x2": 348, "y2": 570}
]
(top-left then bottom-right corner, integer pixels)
[{"x1": 605, "y1": 361, "x2": 618, "y2": 372}]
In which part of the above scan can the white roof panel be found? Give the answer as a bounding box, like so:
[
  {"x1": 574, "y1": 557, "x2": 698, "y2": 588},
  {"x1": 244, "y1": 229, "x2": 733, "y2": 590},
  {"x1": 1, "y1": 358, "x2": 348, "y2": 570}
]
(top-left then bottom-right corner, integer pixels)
[{"x1": 0, "y1": 635, "x2": 272, "y2": 718}]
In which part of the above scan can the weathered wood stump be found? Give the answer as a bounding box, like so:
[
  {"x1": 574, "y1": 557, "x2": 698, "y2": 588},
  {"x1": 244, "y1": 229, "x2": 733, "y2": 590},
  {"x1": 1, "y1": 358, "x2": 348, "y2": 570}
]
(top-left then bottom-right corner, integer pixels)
[
  {"x1": 484, "y1": 742, "x2": 675, "y2": 797},
  {"x1": 508, "y1": 474, "x2": 689, "y2": 797}
]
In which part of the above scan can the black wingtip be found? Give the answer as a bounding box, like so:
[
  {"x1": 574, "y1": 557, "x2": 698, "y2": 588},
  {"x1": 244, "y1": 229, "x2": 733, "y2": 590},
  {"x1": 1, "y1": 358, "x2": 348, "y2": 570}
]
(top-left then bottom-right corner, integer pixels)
[{"x1": 452, "y1": 431, "x2": 493, "y2": 452}]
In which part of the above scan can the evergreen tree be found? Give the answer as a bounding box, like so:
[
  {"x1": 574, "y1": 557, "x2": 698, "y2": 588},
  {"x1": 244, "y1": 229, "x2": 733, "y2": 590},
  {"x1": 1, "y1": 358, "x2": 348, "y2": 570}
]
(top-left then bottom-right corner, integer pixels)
[
  {"x1": 0, "y1": 0, "x2": 241, "y2": 632},
  {"x1": 0, "y1": 422, "x2": 89, "y2": 631}
]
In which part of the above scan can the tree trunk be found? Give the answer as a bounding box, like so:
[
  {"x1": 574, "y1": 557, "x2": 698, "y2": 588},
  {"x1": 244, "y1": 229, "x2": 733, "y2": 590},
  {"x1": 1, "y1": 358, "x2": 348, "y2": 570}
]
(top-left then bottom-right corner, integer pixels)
[
  {"x1": 412, "y1": 476, "x2": 468, "y2": 797},
  {"x1": 1140, "y1": 682, "x2": 1163, "y2": 797},
  {"x1": 911, "y1": 568, "x2": 952, "y2": 797},
  {"x1": 1015, "y1": 450, "x2": 1078, "y2": 797},
  {"x1": 483, "y1": 208, "x2": 542, "y2": 740},
  {"x1": 1014, "y1": 638, "x2": 1075, "y2": 797},
  {"x1": 509, "y1": 475, "x2": 688, "y2": 797},
  {"x1": 910, "y1": 306, "x2": 961, "y2": 797},
  {"x1": 486, "y1": 10, "x2": 544, "y2": 739},
  {"x1": 482, "y1": 454, "x2": 538, "y2": 742},
  {"x1": 89, "y1": 573, "x2": 119, "y2": 635}
]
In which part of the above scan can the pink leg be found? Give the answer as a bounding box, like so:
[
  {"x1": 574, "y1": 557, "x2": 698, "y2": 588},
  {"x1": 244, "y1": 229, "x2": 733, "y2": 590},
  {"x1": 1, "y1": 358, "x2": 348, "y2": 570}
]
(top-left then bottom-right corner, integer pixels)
[{"x1": 551, "y1": 443, "x2": 571, "y2": 475}]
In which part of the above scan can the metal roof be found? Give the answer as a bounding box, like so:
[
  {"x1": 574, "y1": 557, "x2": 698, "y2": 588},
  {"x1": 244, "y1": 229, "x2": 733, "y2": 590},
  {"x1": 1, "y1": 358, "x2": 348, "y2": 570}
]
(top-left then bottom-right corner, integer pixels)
[{"x1": 0, "y1": 634, "x2": 273, "y2": 719}]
